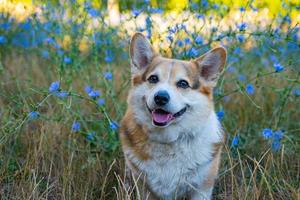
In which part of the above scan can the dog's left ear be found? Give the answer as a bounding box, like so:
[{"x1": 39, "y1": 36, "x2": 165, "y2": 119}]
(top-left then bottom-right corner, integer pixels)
[
  {"x1": 130, "y1": 33, "x2": 155, "y2": 74},
  {"x1": 194, "y1": 47, "x2": 227, "y2": 86}
]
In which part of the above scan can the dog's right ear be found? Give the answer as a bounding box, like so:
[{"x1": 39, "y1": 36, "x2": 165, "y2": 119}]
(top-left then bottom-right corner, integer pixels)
[{"x1": 130, "y1": 33, "x2": 155, "y2": 74}]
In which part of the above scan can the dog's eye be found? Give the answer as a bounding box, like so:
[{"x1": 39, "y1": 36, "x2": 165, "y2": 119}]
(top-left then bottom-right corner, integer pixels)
[
  {"x1": 177, "y1": 80, "x2": 190, "y2": 89},
  {"x1": 148, "y1": 75, "x2": 159, "y2": 84}
]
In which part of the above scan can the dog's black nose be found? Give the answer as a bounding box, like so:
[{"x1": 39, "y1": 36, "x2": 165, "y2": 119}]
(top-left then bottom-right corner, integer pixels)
[{"x1": 154, "y1": 90, "x2": 170, "y2": 106}]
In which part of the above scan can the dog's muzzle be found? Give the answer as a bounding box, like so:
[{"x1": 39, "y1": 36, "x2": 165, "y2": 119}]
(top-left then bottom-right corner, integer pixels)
[{"x1": 146, "y1": 104, "x2": 188, "y2": 127}]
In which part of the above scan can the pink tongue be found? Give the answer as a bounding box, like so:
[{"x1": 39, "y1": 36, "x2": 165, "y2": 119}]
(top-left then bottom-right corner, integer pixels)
[{"x1": 152, "y1": 110, "x2": 173, "y2": 123}]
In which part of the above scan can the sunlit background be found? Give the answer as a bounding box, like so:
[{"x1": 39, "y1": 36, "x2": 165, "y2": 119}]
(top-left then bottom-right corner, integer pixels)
[{"x1": 0, "y1": 0, "x2": 299, "y2": 199}]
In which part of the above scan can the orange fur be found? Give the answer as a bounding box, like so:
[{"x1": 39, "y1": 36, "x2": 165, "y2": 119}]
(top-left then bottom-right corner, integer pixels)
[
  {"x1": 120, "y1": 109, "x2": 150, "y2": 161},
  {"x1": 202, "y1": 151, "x2": 221, "y2": 189},
  {"x1": 202, "y1": 137, "x2": 225, "y2": 189},
  {"x1": 199, "y1": 85, "x2": 213, "y2": 99}
]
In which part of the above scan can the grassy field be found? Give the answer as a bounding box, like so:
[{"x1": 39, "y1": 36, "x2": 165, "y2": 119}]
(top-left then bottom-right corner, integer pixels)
[{"x1": 0, "y1": 0, "x2": 300, "y2": 199}]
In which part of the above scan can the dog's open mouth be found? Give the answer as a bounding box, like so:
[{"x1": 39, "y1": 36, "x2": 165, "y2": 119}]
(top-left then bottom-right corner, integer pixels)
[{"x1": 149, "y1": 107, "x2": 187, "y2": 127}]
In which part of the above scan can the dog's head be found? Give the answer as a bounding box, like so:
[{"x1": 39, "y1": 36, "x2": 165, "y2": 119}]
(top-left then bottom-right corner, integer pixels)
[{"x1": 128, "y1": 33, "x2": 226, "y2": 134}]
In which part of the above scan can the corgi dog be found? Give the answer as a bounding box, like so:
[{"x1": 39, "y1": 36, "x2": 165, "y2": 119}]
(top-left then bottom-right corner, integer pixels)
[{"x1": 120, "y1": 33, "x2": 227, "y2": 200}]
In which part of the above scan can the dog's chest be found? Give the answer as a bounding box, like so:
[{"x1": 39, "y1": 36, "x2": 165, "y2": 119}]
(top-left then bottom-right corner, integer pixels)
[{"x1": 140, "y1": 138, "x2": 213, "y2": 198}]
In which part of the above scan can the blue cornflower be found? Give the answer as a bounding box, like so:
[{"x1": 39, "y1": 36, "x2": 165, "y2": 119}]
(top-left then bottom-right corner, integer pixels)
[
  {"x1": 97, "y1": 98, "x2": 105, "y2": 106},
  {"x1": 273, "y1": 63, "x2": 284, "y2": 72},
  {"x1": 293, "y1": 89, "x2": 300, "y2": 96},
  {"x1": 88, "y1": 8, "x2": 100, "y2": 18},
  {"x1": 227, "y1": 66, "x2": 236, "y2": 73},
  {"x1": 85, "y1": 86, "x2": 101, "y2": 99},
  {"x1": 19, "y1": 20, "x2": 31, "y2": 31},
  {"x1": 201, "y1": 0, "x2": 209, "y2": 7},
  {"x1": 86, "y1": 132, "x2": 96, "y2": 141},
  {"x1": 239, "y1": 7, "x2": 245, "y2": 12},
  {"x1": 105, "y1": 49, "x2": 114, "y2": 63},
  {"x1": 63, "y1": 56, "x2": 71, "y2": 64},
  {"x1": 49, "y1": 81, "x2": 60, "y2": 93},
  {"x1": 104, "y1": 72, "x2": 113, "y2": 80},
  {"x1": 283, "y1": 15, "x2": 291, "y2": 24},
  {"x1": 44, "y1": 37, "x2": 55, "y2": 45},
  {"x1": 287, "y1": 41, "x2": 298, "y2": 50},
  {"x1": 195, "y1": 35, "x2": 203, "y2": 45},
  {"x1": 0, "y1": 22, "x2": 11, "y2": 31},
  {"x1": 177, "y1": 24, "x2": 186, "y2": 31},
  {"x1": 233, "y1": 47, "x2": 241, "y2": 55},
  {"x1": 110, "y1": 121, "x2": 119, "y2": 130},
  {"x1": 212, "y1": 3, "x2": 219, "y2": 9},
  {"x1": 132, "y1": 9, "x2": 142, "y2": 17},
  {"x1": 273, "y1": 130, "x2": 284, "y2": 140},
  {"x1": 166, "y1": 35, "x2": 173, "y2": 43},
  {"x1": 88, "y1": 90, "x2": 100, "y2": 98},
  {"x1": 245, "y1": 84, "x2": 255, "y2": 95},
  {"x1": 169, "y1": 27, "x2": 177, "y2": 34},
  {"x1": 54, "y1": 91, "x2": 69, "y2": 98},
  {"x1": 273, "y1": 28, "x2": 281, "y2": 39},
  {"x1": 44, "y1": 38, "x2": 60, "y2": 49},
  {"x1": 177, "y1": 24, "x2": 186, "y2": 30},
  {"x1": 250, "y1": 5, "x2": 258, "y2": 12},
  {"x1": 271, "y1": 140, "x2": 281, "y2": 151},
  {"x1": 11, "y1": 32, "x2": 31, "y2": 48},
  {"x1": 28, "y1": 111, "x2": 39, "y2": 120},
  {"x1": 72, "y1": 122, "x2": 80, "y2": 132},
  {"x1": 262, "y1": 128, "x2": 273, "y2": 139},
  {"x1": 84, "y1": 85, "x2": 93, "y2": 94},
  {"x1": 177, "y1": 40, "x2": 184, "y2": 47},
  {"x1": 0, "y1": 35, "x2": 7, "y2": 44},
  {"x1": 184, "y1": 38, "x2": 191, "y2": 44},
  {"x1": 230, "y1": 57, "x2": 239, "y2": 63},
  {"x1": 85, "y1": 87, "x2": 101, "y2": 98},
  {"x1": 54, "y1": 25, "x2": 61, "y2": 35},
  {"x1": 146, "y1": 16, "x2": 152, "y2": 29},
  {"x1": 148, "y1": 7, "x2": 163, "y2": 14},
  {"x1": 236, "y1": 34, "x2": 245, "y2": 42},
  {"x1": 269, "y1": 55, "x2": 278, "y2": 63},
  {"x1": 188, "y1": 47, "x2": 199, "y2": 57},
  {"x1": 231, "y1": 135, "x2": 239, "y2": 148},
  {"x1": 195, "y1": 13, "x2": 205, "y2": 19},
  {"x1": 43, "y1": 21, "x2": 53, "y2": 32},
  {"x1": 237, "y1": 22, "x2": 247, "y2": 31},
  {"x1": 195, "y1": 14, "x2": 204, "y2": 19},
  {"x1": 216, "y1": 109, "x2": 225, "y2": 120}
]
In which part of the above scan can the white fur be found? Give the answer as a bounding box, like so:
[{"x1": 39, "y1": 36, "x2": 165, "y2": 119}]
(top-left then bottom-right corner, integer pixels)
[
  {"x1": 124, "y1": 110, "x2": 222, "y2": 199},
  {"x1": 125, "y1": 81, "x2": 223, "y2": 199}
]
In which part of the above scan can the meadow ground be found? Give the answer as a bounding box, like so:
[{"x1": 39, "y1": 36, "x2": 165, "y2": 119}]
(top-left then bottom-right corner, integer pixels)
[{"x1": 0, "y1": 0, "x2": 300, "y2": 199}]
